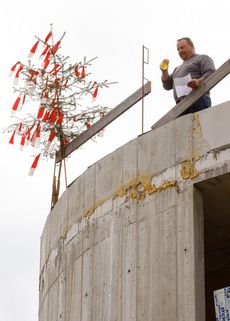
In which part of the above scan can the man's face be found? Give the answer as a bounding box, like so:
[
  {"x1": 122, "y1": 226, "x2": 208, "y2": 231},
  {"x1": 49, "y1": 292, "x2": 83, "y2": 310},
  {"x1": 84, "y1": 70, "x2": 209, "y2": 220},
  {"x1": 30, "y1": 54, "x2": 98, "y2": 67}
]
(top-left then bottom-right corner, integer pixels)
[{"x1": 177, "y1": 39, "x2": 195, "y2": 61}]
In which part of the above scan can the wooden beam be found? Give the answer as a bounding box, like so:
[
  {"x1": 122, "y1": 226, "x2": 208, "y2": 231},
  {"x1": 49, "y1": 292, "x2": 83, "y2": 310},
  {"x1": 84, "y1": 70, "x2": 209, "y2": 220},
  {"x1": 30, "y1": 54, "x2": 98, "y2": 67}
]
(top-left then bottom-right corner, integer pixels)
[
  {"x1": 56, "y1": 81, "x2": 151, "y2": 163},
  {"x1": 151, "y1": 58, "x2": 230, "y2": 130}
]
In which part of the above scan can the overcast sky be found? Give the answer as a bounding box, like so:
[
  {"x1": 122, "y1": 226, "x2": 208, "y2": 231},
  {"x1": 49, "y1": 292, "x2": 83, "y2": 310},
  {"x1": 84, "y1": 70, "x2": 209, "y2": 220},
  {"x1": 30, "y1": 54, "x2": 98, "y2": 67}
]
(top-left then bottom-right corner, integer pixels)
[{"x1": 0, "y1": 1, "x2": 230, "y2": 321}]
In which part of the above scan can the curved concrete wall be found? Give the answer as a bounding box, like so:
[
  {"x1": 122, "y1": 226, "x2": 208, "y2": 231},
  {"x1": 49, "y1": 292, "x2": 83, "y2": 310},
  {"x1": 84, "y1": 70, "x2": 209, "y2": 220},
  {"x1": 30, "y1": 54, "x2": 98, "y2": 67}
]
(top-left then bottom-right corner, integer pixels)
[{"x1": 39, "y1": 101, "x2": 230, "y2": 321}]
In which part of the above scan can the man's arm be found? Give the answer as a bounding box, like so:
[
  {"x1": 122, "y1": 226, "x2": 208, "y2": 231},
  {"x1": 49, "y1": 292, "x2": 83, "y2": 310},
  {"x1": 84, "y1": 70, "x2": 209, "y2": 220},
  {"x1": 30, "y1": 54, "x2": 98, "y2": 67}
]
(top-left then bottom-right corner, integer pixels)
[
  {"x1": 161, "y1": 69, "x2": 170, "y2": 81},
  {"x1": 187, "y1": 55, "x2": 216, "y2": 89},
  {"x1": 160, "y1": 59, "x2": 173, "y2": 90}
]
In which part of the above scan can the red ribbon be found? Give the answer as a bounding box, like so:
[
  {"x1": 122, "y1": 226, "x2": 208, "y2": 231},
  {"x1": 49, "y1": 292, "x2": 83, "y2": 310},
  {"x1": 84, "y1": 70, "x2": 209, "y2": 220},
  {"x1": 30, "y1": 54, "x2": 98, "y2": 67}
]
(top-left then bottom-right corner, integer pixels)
[
  {"x1": 49, "y1": 108, "x2": 58, "y2": 124},
  {"x1": 12, "y1": 96, "x2": 21, "y2": 112},
  {"x1": 42, "y1": 110, "x2": 50, "y2": 121},
  {"x1": 56, "y1": 113, "x2": 64, "y2": 125},
  {"x1": 15, "y1": 64, "x2": 23, "y2": 79},
  {"x1": 20, "y1": 134, "x2": 26, "y2": 147},
  {"x1": 37, "y1": 106, "x2": 45, "y2": 119},
  {"x1": 51, "y1": 40, "x2": 61, "y2": 55},
  {"x1": 81, "y1": 66, "x2": 86, "y2": 78},
  {"x1": 63, "y1": 78, "x2": 68, "y2": 88},
  {"x1": 44, "y1": 31, "x2": 52, "y2": 43},
  {"x1": 48, "y1": 130, "x2": 56, "y2": 142},
  {"x1": 29, "y1": 40, "x2": 39, "y2": 55},
  {"x1": 9, "y1": 130, "x2": 16, "y2": 144},
  {"x1": 22, "y1": 94, "x2": 26, "y2": 106},
  {"x1": 93, "y1": 86, "x2": 98, "y2": 99},
  {"x1": 49, "y1": 64, "x2": 61, "y2": 75},
  {"x1": 74, "y1": 65, "x2": 79, "y2": 77},
  {"x1": 29, "y1": 154, "x2": 41, "y2": 175},
  {"x1": 40, "y1": 44, "x2": 50, "y2": 57},
  {"x1": 10, "y1": 61, "x2": 20, "y2": 72}
]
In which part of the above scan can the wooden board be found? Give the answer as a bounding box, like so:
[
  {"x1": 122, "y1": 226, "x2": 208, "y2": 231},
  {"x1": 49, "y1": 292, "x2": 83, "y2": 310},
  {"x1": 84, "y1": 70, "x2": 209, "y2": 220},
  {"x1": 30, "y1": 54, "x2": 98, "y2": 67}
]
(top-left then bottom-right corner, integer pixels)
[{"x1": 56, "y1": 81, "x2": 151, "y2": 163}]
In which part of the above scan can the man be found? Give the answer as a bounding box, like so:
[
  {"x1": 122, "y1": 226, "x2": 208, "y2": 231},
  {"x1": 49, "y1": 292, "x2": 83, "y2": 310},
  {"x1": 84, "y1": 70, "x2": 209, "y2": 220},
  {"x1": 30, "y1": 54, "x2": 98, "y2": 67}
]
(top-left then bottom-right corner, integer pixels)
[{"x1": 160, "y1": 37, "x2": 216, "y2": 113}]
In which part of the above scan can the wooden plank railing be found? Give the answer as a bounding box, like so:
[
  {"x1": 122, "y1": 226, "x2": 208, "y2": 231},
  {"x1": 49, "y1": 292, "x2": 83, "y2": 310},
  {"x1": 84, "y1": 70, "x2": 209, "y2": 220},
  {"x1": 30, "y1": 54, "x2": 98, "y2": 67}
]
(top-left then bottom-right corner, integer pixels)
[
  {"x1": 56, "y1": 81, "x2": 151, "y2": 163},
  {"x1": 151, "y1": 58, "x2": 230, "y2": 130}
]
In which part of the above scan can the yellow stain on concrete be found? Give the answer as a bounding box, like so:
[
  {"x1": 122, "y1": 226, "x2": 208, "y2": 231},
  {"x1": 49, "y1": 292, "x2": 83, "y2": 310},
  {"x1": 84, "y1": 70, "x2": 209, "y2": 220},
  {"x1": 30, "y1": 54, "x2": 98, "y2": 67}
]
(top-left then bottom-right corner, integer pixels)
[
  {"x1": 84, "y1": 208, "x2": 95, "y2": 217},
  {"x1": 81, "y1": 175, "x2": 178, "y2": 218},
  {"x1": 158, "y1": 180, "x2": 178, "y2": 191},
  {"x1": 192, "y1": 112, "x2": 209, "y2": 161},
  {"x1": 113, "y1": 175, "x2": 158, "y2": 201},
  {"x1": 181, "y1": 159, "x2": 194, "y2": 179},
  {"x1": 179, "y1": 113, "x2": 204, "y2": 180},
  {"x1": 139, "y1": 175, "x2": 158, "y2": 195},
  {"x1": 193, "y1": 113, "x2": 203, "y2": 138},
  {"x1": 192, "y1": 113, "x2": 203, "y2": 160},
  {"x1": 85, "y1": 175, "x2": 178, "y2": 217},
  {"x1": 180, "y1": 159, "x2": 200, "y2": 180},
  {"x1": 80, "y1": 159, "x2": 201, "y2": 217}
]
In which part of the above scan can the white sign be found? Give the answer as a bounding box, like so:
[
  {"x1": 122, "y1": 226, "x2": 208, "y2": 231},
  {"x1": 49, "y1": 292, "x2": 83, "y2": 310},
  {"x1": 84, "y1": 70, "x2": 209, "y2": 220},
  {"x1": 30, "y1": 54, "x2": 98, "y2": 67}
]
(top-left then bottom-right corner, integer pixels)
[{"x1": 214, "y1": 286, "x2": 230, "y2": 321}]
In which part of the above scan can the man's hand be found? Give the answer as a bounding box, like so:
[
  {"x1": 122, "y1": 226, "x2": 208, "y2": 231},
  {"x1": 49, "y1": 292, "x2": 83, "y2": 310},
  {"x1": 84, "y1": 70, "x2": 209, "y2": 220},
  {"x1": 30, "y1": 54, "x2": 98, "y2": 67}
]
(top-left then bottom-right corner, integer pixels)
[
  {"x1": 187, "y1": 77, "x2": 204, "y2": 89},
  {"x1": 160, "y1": 59, "x2": 170, "y2": 81}
]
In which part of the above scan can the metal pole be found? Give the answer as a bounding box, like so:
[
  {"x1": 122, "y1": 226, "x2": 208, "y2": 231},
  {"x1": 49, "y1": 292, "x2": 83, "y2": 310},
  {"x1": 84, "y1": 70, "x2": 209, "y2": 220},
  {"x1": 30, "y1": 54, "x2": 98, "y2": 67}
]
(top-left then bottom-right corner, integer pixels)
[
  {"x1": 142, "y1": 46, "x2": 149, "y2": 134},
  {"x1": 142, "y1": 46, "x2": 144, "y2": 134}
]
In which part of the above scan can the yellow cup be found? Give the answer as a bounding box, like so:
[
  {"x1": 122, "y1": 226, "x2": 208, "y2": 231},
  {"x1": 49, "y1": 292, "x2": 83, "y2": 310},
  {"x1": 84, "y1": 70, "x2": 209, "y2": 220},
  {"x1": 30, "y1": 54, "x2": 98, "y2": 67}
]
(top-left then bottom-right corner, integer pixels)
[{"x1": 160, "y1": 59, "x2": 169, "y2": 71}]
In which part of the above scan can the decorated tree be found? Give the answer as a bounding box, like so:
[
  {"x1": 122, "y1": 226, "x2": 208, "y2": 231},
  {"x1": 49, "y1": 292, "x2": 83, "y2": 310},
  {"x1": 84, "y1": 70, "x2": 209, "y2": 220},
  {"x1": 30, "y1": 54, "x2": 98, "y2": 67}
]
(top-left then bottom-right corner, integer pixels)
[{"x1": 6, "y1": 28, "x2": 114, "y2": 177}]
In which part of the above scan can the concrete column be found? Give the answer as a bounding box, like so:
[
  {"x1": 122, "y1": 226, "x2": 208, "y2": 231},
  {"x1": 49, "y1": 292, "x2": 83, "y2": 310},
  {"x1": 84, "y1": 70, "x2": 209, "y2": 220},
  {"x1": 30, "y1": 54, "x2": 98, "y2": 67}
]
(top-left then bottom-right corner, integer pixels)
[{"x1": 177, "y1": 186, "x2": 205, "y2": 321}]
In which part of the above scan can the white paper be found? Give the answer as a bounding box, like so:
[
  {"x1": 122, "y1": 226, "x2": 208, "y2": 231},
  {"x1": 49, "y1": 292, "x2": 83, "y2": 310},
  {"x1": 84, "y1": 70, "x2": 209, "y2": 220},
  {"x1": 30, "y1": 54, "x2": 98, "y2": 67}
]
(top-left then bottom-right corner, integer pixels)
[{"x1": 174, "y1": 74, "x2": 193, "y2": 98}]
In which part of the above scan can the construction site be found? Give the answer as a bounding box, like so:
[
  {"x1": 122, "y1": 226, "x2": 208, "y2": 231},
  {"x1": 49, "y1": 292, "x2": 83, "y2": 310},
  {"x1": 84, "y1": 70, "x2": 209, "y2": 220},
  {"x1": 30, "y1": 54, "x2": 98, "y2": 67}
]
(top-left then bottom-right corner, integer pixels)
[{"x1": 38, "y1": 59, "x2": 230, "y2": 321}]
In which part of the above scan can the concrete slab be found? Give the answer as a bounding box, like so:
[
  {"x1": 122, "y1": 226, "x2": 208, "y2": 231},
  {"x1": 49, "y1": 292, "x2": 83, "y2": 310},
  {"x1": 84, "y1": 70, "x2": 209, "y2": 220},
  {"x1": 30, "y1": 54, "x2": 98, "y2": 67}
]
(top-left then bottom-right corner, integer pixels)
[
  {"x1": 138, "y1": 120, "x2": 176, "y2": 177},
  {"x1": 83, "y1": 164, "x2": 95, "y2": 217},
  {"x1": 68, "y1": 174, "x2": 84, "y2": 228},
  {"x1": 122, "y1": 138, "x2": 138, "y2": 187},
  {"x1": 198, "y1": 101, "x2": 230, "y2": 152}
]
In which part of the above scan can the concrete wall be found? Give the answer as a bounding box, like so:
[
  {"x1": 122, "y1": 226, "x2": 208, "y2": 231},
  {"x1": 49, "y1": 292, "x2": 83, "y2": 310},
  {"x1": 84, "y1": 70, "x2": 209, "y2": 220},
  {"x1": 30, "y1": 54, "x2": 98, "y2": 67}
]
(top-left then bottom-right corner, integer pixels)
[{"x1": 39, "y1": 101, "x2": 230, "y2": 321}]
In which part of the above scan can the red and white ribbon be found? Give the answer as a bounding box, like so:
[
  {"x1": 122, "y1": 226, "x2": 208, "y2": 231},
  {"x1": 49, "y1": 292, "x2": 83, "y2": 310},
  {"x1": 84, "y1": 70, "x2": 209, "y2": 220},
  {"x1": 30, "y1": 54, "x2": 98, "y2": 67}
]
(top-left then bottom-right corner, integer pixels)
[
  {"x1": 63, "y1": 78, "x2": 69, "y2": 88},
  {"x1": 49, "y1": 108, "x2": 58, "y2": 124},
  {"x1": 89, "y1": 81, "x2": 99, "y2": 100},
  {"x1": 44, "y1": 31, "x2": 52, "y2": 44},
  {"x1": 9, "y1": 130, "x2": 16, "y2": 144},
  {"x1": 13, "y1": 64, "x2": 24, "y2": 86},
  {"x1": 81, "y1": 66, "x2": 86, "y2": 78},
  {"x1": 37, "y1": 106, "x2": 45, "y2": 119},
  {"x1": 30, "y1": 124, "x2": 41, "y2": 148},
  {"x1": 51, "y1": 40, "x2": 61, "y2": 55},
  {"x1": 11, "y1": 93, "x2": 22, "y2": 114},
  {"x1": 9, "y1": 61, "x2": 20, "y2": 77},
  {"x1": 18, "y1": 94, "x2": 26, "y2": 112},
  {"x1": 56, "y1": 113, "x2": 64, "y2": 125},
  {"x1": 49, "y1": 64, "x2": 61, "y2": 75},
  {"x1": 20, "y1": 134, "x2": 26, "y2": 151},
  {"x1": 42, "y1": 110, "x2": 50, "y2": 122},
  {"x1": 40, "y1": 44, "x2": 50, "y2": 59},
  {"x1": 46, "y1": 130, "x2": 56, "y2": 149},
  {"x1": 28, "y1": 154, "x2": 41, "y2": 176},
  {"x1": 93, "y1": 85, "x2": 98, "y2": 100},
  {"x1": 74, "y1": 65, "x2": 79, "y2": 77},
  {"x1": 28, "y1": 40, "x2": 39, "y2": 58}
]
